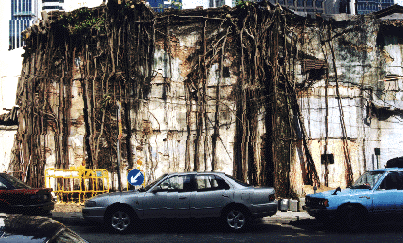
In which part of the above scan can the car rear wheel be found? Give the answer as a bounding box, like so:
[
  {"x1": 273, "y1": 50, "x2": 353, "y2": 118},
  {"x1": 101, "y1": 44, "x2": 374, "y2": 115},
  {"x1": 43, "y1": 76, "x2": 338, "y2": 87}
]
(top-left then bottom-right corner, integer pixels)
[
  {"x1": 106, "y1": 207, "x2": 135, "y2": 234},
  {"x1": 222, "y1": 207, "x2": 249, "y2": 232}
]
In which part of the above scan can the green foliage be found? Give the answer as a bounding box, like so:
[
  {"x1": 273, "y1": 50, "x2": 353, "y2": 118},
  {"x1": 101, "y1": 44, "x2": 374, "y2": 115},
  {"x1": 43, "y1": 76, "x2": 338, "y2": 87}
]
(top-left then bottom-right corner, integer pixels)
[
  {"x1": 59, "y1": 7, "x2": 106, "y2": 35},
  {"x1": 101, "y1": 94, "x2": 113, "y2": 111},
  {"x1": 157, "y1": 0, "x2": 182, "y2": 11},
  {"x1": 125, "y1": 0, "x2": 136, "y2": 9},
  {"x1": 236, "y1": 0, "x2": 253, "y2": 8},
  {"x1": 171, "y1": 0, "x2": 182, "y2": 10}
]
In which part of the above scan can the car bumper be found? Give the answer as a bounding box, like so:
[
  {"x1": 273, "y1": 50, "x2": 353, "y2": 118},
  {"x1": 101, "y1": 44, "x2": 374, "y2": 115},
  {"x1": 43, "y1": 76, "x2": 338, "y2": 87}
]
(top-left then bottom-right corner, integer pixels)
[
  {"x1": 251, "y1": 201, "x2": 278, "y2": 218},
  {"x1": 82, "y1": 207, "x2": 106, "y2": 224},
  {"x1": 304, "y1": 206, "x2": 336, "y2": 219},
  {"x1": 10, "y1": 201, "x2": 54, "y2": 212}
]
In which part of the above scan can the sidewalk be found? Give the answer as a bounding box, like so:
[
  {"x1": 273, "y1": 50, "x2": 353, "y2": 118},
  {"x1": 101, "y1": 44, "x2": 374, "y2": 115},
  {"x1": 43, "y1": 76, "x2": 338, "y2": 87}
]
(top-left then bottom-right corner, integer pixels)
[
  {"x1": 51, "y1": 211, "x2": 86, "y2": 225},
  {"x1": 263, "y1": 211, "x2": 315, "y2": 225},
  {"x1": 50, "y1": 210, "x2": 315, "y2": 226}
]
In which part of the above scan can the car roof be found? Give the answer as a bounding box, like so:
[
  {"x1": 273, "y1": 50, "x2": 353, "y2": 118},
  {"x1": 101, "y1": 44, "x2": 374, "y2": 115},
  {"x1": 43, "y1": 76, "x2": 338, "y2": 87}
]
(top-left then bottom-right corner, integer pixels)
[
  {"x1": 370, "y1": 168, "x2": 403, "y2": 172},
  {"x1": 164, "y1": 171, "x2": 227, "y2": 176}
]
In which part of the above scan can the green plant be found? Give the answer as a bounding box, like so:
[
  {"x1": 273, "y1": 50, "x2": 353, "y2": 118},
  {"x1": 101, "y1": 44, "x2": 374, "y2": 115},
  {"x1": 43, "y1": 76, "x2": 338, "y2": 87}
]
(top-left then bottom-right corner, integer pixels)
[
  {"x1": 236, "y1": 0, "x2": 251, "y2": 8},
  {"x1": 171, "y1": 0, "x2": 182, "y2": 10},
  {"x1": 59, "y1": 8, "x2": 106, "y2": 35}
]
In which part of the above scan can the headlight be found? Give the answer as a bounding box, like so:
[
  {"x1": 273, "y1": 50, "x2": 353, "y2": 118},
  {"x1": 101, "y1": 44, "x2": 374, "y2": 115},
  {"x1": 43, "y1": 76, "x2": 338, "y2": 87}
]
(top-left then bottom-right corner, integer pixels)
[
  {"x1": 85, "y1": 201, "x2": 97, "y2": 207},
  {"x1": 319, "y1": 199, "x2": 329, "y2": 207},
  {"x1": 30, "y1": 194, "x2": 49, "y2": 201}
]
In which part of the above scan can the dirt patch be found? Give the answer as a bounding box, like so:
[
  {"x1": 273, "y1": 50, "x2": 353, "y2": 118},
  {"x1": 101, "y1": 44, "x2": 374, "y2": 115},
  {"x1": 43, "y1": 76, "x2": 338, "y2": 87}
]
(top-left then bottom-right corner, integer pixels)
[{"x1": 53, "y1": 203, "x2": 83, "y2": 213}]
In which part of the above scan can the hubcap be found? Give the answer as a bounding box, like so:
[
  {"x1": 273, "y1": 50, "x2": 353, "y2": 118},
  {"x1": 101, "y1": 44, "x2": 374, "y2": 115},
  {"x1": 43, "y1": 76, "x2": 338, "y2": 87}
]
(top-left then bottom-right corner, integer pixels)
[
  {"x1": 111, "y1": 210, "x2": 131, "y2": 231},
  {"x1": 346, "y1": 210, "x2": 360, "y2": 229},
  {"x1": 227, "y1": 210, "x2": 245, "y2": 230}
]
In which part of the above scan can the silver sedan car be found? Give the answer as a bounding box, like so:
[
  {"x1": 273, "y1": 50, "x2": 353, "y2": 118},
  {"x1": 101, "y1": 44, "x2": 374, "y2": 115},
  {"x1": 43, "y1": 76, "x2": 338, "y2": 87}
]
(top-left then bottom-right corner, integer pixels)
[{"x1": 82, "y1": 172, "x2": 277, "y2": 233}]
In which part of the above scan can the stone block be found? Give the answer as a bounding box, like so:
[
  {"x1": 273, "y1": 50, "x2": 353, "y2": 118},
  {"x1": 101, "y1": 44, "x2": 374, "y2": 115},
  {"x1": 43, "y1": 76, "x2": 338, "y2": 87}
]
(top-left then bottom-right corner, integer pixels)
[
  {"x1": 289, "y1": 199, "x2": 298, "y2": 212},
  {"x1": 279, "y1": 199, "x2": 289, "y2": 212},
  {"x1": 298, "y1": 197, "x2": 306, "y2": 212}
]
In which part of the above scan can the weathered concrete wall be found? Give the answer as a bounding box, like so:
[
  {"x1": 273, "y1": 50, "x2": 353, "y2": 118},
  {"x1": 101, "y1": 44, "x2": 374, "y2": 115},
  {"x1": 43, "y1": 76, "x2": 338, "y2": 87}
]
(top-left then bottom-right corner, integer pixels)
[
  {"x1": 0, "y1": 126, "x2": 17, "y2": 172},
  {"x1": 291, "y1": 15, "x2": 403, "y2": 194},
  {"x1": 14, "y1": 4, "x2": 403, "y2": 197},
  {"x1": 128, "y1": 23, "x2": 238, "y2": 183}
]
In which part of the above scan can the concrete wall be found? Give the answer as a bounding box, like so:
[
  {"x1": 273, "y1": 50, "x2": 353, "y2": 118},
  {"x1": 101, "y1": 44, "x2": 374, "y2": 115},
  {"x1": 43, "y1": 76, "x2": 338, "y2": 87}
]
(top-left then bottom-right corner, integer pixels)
[
  {"x1": 0, "y1": 126, "x2": 17, "y2": 172},
  {"x1": 291, "y1": 15, "x2": 403, "y2": 194},
  {"x1": 12, "y1": 6, "x2": 403, "y2": 196}
]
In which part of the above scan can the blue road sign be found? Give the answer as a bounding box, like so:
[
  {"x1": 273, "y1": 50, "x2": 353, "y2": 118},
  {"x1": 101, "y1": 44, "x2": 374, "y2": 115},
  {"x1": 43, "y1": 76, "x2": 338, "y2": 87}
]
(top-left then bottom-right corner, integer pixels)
[{"x1": 128, "y1": 169, "x2": 144, "y2": 186}]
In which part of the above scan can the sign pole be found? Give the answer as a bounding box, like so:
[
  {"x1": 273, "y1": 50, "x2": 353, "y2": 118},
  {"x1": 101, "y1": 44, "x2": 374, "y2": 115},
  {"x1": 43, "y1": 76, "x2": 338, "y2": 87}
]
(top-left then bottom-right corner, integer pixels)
[{"x1": 117, "y1": 101, "x2": 122, "y2": 192}]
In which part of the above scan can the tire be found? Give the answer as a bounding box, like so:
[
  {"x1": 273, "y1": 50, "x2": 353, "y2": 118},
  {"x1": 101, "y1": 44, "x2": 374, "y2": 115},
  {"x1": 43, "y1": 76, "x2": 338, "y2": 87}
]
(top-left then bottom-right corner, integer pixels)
[
  {"x1": 315, "y1": 214, "x2": 328, "y2": 223},
  {"x1": 106, "y1": 207, "x2": 136, "y2": 234},
  {"x1": 37, "y1": 210, "x2": 52, "y2": 217},
  {"x1": 338, "y1": 205, "x2": 366, "y2": 232},
  {"x1": 222, "y1": 206, "x2": 249, "y2": 232}
]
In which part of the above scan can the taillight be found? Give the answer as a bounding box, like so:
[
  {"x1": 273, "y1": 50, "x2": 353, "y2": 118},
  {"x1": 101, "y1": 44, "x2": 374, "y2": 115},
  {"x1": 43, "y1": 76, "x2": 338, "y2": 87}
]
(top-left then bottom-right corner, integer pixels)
[{"x1": 269, "y1": 194, "x2": 275, "y2": 202}]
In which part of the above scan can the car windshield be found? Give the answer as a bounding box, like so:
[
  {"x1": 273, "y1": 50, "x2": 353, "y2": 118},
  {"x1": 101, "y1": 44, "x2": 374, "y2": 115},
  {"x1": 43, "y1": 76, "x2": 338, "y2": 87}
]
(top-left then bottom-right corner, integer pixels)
[
  {"x1": 1, "y1": 174, "x2": 31, "y2": 189},
  {"x1": 142, "y1": 174, "x2": 168, "y2": 192},
  {"x1": 225, "y1": 174, "x2": 252, "y2": 187},
  {"x1": 351, "y1": 171, "x2": 385, "y2": 189}
]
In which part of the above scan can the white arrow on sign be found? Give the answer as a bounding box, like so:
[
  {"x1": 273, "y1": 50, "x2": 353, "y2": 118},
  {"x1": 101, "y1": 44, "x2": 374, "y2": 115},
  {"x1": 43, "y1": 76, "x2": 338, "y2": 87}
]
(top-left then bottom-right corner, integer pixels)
[{"x1": 131, "y1": 171, "x2": 142, "y2": 184}]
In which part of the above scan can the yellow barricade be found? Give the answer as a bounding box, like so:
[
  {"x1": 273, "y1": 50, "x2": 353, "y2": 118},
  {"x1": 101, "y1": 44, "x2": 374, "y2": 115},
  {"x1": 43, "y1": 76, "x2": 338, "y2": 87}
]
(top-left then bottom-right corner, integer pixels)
[{"x1": 45, "y1": 166, "x2": 109, "y2": 203}]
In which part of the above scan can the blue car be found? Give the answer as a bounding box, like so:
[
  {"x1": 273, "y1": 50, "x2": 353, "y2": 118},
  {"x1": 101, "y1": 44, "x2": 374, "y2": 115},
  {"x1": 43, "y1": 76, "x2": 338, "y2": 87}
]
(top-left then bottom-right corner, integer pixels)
[{"x1": 304, "y1": 168, "x2": 403, "y2": 231}]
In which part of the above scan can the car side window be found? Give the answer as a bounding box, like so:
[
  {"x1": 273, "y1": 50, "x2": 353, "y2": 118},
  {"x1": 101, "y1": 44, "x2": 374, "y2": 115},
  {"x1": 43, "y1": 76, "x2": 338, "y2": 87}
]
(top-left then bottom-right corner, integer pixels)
[
  {"x1": 160, "y1": 175, "x2": 192, "y2": 192},
  {"x1": 197, "y1": 175, "x2": 230, "y2": 191},
  {"x1": 379, "y1": 172, "x2": 403, "y2": 190}
]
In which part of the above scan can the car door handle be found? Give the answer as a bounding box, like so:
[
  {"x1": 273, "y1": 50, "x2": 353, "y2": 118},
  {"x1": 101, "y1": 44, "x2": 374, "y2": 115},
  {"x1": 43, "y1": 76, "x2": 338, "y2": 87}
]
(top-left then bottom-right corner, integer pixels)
[
  {"x1": 179, "y1": 197, "x2": 187, "y2": 199},
  {"x1": 222, "y1": 195, "x2": 229, "y2": 198}
]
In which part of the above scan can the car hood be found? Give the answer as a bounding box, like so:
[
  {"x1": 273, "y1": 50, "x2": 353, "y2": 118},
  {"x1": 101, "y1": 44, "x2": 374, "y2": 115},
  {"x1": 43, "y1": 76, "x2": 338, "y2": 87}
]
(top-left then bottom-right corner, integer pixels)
[
  {"x1": 92, "y1": 190, "x2": 141, "y2": 199},
  {"x1": 9, "y1": 188, "x2": 52, "y2": 194},
  {"x1": 307, "y1": 188, "x2": 372, "y2": 198}
]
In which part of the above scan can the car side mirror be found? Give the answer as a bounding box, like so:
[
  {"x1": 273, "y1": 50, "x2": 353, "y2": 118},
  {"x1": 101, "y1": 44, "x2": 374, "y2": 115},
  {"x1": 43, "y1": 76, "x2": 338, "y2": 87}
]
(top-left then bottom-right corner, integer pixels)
[{"x1": 332, "y1": 187, "x2": 341, "y2": 195}]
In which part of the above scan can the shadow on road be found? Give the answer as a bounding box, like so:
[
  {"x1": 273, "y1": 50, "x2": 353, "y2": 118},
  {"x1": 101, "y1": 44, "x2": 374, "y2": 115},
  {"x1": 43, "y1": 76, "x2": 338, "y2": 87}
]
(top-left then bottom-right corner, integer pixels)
[
  {"x1": 76, "y1": 218, "x2": 285, "y2": 235},
  {"x1": 289, "y1": 217, "x2": 403, "y2": 234},
  {"x1": 67, "y1": 216, "x2": 403, "y2": 236}
]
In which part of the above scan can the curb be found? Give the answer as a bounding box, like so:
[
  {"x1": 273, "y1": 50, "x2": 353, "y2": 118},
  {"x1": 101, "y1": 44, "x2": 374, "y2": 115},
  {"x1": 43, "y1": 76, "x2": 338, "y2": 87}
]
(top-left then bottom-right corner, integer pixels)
[
  {"x1": 51, "y1": 212, "x2": 85, "y2": 225},
  {"x1": 264, "y1": 211, "x2": 314, "y2": 224}
]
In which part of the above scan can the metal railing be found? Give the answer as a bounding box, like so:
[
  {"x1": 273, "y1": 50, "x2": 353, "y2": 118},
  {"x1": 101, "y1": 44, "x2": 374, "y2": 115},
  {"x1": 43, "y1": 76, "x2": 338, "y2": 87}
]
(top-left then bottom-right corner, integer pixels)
[{"x1": 45, "y1": 166, "x2": 109, "y2": 203}]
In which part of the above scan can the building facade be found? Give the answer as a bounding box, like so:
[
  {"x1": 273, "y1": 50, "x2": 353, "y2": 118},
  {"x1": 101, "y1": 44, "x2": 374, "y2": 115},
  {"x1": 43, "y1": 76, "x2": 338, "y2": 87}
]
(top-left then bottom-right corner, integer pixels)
[
  {"x1": 267, "y1": 0, "x2": 354, "y2": 14},
  {"x1": 147, "y1": 0, "x2": 182, "y2": 12},
  {"x1": 9, "y1": 0, "x2": 40, "y2": 50},
  {"x1": 9, "y1": 0, "x2": 64, "y2": 50},
  {"x1": 356, "y1": 0, "x2": 394, "y2": 15},
  {"x1": 147, "y1": 0, "x2": 234, "y2": 11},
  {"x1": 42, "y1": 0, "x2": 64, "y2": 11}
]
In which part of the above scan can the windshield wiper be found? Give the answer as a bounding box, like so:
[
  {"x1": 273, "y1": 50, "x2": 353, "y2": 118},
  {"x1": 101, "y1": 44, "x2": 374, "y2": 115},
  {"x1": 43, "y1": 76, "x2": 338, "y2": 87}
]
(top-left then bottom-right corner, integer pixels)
[{"x1": 351, "y1": 184, "x2": 371, "y2": 189}]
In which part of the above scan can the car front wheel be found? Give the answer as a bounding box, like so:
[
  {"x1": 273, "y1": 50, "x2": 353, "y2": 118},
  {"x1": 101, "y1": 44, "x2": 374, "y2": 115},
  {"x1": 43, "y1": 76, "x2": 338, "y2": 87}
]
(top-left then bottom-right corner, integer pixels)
[
  {"x1": 106, "y1": 207, "x2": 135, "y2": 234},
  {"x1": 338, "y1": 205, "x2": 366, "y2": 232},
  {"x1": 222, "y1": 207, "x2": 249, "y2": 232}
]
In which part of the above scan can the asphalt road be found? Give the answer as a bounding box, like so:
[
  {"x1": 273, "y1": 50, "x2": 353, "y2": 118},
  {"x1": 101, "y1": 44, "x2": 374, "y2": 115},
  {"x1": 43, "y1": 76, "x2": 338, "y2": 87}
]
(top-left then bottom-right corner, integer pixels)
[{"x1": 66, "y1": 217, "x2": 403, "y2": 243}]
